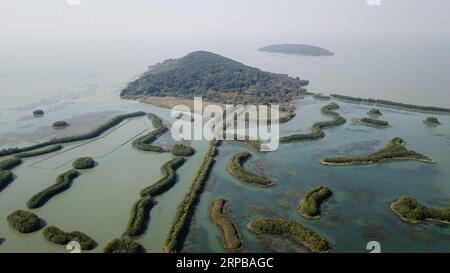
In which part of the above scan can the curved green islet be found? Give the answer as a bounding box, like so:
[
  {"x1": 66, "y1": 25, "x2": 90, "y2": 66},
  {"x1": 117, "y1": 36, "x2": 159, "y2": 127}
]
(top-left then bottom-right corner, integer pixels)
[
  {"x1": 0, "y1": 171, "x2": 14, "y2": 192},
  {"x1": 140, "y1": 157, "x2": 186, "y2": 197},
  {"x1": 15, "y1": 145, "x2": 63, "y2": 158},
  {"x1": 227, "y1": 152, "x2": 273, "y2": 187},
  {"x1": 103, "y1": 238, "x2": 145, "y2": 253},
  {"x1": 72, "y1": 157, "x2": 96, "y2": 169},
  {"x1": 0, "y1": 111, "x2": 146, "y2": 157},
  {"x1": 7, "y1": 210, "x2": 42, "y2": 233},
  {"x1": 280, "y1": 102, "x2": 346, "y2": 143},
  {"x1": 0, "y1": 157, "x2": 22, "y2": 171},
  {"x1": 247, "y1": 218, "x2": 331, "y2": 253},
  {"x1": 360, "y1": 117, "x2": 389, "y2": 127},
  {"x1": 124, "y1": 196, "x2": 154, "y2": 237},
  {"x1": 27, "y1": 169, "x2": 80, "y2": 209},
  {"x1": 321, "y1": 137, "x2": 435, "y2": 166},
  {"x1": 171, "y1": 144, "x2": 195, "y2": 156},
  {"x1": 391, "y1": 196, "x2": 450, "y2": 224},
  {"x1": 299, "y1": 186, "x2": 332, "y2": 219},
  {"x1": 43, "y1": 226, "x2": 96, "y2": 250},
  {"x1": 209, "y1": 198, "x2": 244, "y2": 252},
  {"x1": 164, "y1": 140, "x2": 221, "y2": 253},
  {"x1": 132, "y1": 113, "x2": 168, "y2": 152}
]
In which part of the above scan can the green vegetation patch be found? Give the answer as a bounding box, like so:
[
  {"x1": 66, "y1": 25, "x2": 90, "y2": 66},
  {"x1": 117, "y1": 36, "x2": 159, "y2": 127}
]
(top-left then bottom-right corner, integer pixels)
[
  {"x1": 43, "y1": 226, "x2": 96, "y2": 250},
  {"x1": 72, "y1": 157, "x2": 96, "y2": 169},
  {"x1": 322, "y1": 137, "x2": 435, "y2": 166},
  {"x1": 125, "y1": 196, "x2": 154, "y2": 237},
  {"x1": 0, "y1": 157, "x2": 22, "y2": 171},
  {"x1": 7, "y1": 210, "x2": 42, "y2": 233},
  {"x1": 331, "y1": 94, "x2": 450, "y2": 114},
  {"x1": 52, "y1": 121, "x2": 69, "y2": 128},
  {"x1": 33, "y1": 109, "x2": 44, "y2": 116},
  {"x1": 171, "y1": 144, "x2": 195, "y2": 156},
  {"x1": 360, "y1": 117, "x2": 389, "y2": 127},
  {"x1": 423, "y1": 117, "x2": 441, "y2": 126},
  {"x1": 140, "y1": 157, "x2": 186, "y2": 197},
  {"x1": 0, "y1": 171, "x2": 14, "y2": 192},
  {"x1": 247, "y1": 218, "x2": 331, "y2": 253},
  {"x1": 16, "y1": 145, "x2": 63, "y2": 158},
  {"x1": 227, "y1": 152, "x2": 273, "y2": 187},
  {"x1": 209, "y1": 198, "x2": 244, "y2": 252},
  {"x1": 164, "y1": 140, "x2": 221, "y2": 253},
  {"x1": 132, "y1": 113, "x2": 168, "y2": 152},
  {"x1": 368, "y1": 108, "x2": 382, "y2": 116},
  {"x1": 27, "y1": 169, "x2": 80, "y2": 209},
  {"x1": 0, "y1": 111, "x2": 146, "y2": 157},
  {"x1": 299, "y1": 186, "x2": 332, "y2": 219},
  {"x1": 280, "y1": 103, "x2": 346, "y2": 143},
  {"x1": 391, "y1": 196, "x2": 450, "y2": 224},
  {"x1": 103, "y1": 238, "x2": 145, "y2": 253}
]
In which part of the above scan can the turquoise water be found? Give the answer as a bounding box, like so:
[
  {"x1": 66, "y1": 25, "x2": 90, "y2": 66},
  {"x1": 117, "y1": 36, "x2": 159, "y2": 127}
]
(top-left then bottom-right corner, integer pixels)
[{"x1": 184, "y1": 97, "x2": 450, "y2": 253}]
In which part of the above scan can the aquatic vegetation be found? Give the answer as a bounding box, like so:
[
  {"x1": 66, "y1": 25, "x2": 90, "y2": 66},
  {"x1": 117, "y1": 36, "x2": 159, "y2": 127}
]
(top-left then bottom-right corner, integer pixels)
[
  {"x1": 423, "y1": 117, "x2": 441, "y2": 126},
  {"x1": 140, "y1": 157, "x2": 186, "y2": 197},
  {"x1": 0, "y1": 111, "x2": 146, "y2": 157},
  {"x1": 132, "y1": 113, "x2": 168, "y2": 152},
  {"x1": 226, "y1": 152, "x2": 273, "y2": 187},
  {"x1": 171, "y1": 144, "x2": 195, "y2": 156},
  {"x1": 360, "y1": 117, "x2": 389, "y2": 127},
  {"x1": 208, "y1": 198, "x2": 244, "y2": 252},
  {"x1": 43, "y1": 226, "x2": 96, "y2": 250},
  {"x1": 72, "y1": 157, "x2": 96, "y2": 169},
  {"x1": 27, "y1": 169, "x2": 80, "y2": 209},
  {"x1": 361, "y1": 225, "x2": 389, "y2": 241},
  {"x1": 331, "y1": 94, "x2": 450, "y2": 113},
  {"x1": 0, "y1": 157, "x2": 22, "y2": 171},
  {"x1": 391, "y1": 196, "x2": 450, "y2": 224},
  {"x1": 7, "y1": 210, "x2": 42, "y2": 233},
  {"x1": 33, "y1": 109, "x2": 44, "y2": 116},
  {"x1": 103, "y1": 238, "x2": 145, "y2": 253},
  {"x1": 245, "y1": 204, "x2": 284, "y2": 220},
  {"x1": 52, "y1": 121, "x2": 69, "y2": 128},
  {"x1": 313, "y1": 94, "x2": 331, "y2": 100},
  {"x1": 299, "y1": 186, "x2": 332, "y2": 219},
  {"x1": 0, "y1": 171, "x2": 14, "y2": 191},
  {"x1": 275, "y1": 188, "x2": 303, "y2": 209},
  {"x1": 280, "y1": 103, "x2": 346, "y2": 143},
  {"x1": 16, "y1": 145, "x2": 63, "y2": 158},
  {"x1": 164, "y1": 140, "x2": 221, "y2": 253},
  {"x1": 125, "y1": 196, "x2": 154, "y2": 237},
  {"x1": 322, "y1": 137, "x2": 435, "y2": 166},
  {"x1": 368, "y1": 108, "x2": 382, "y2": 116},
  {"x1": 247, "y1": 218, "x2": 331, "y2": 253}
]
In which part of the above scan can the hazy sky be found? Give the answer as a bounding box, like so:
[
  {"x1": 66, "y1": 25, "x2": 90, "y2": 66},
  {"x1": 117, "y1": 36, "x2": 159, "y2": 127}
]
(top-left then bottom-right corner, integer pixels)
[{"x1": 1, "y1": 0, "x2": 449, "y2": 48}]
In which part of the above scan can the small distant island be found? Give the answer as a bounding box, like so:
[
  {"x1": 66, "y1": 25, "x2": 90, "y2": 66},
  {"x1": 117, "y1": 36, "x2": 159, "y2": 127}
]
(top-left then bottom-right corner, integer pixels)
[
  {"x1": 259, "y1": 44, "x2": 334, "y2": 56},
  {"x1": 423, "y1": 117, "x2": 441, "y2": 126},
  {"x1": 359, "y1": 117, "x2": 389, "y2": 128},
  {"x1": 321, "y1": 137, "x2": 435, "y2": 166},
  {"x1": 391, "y1": 196, "x2": 450, "y2": 224},
  {"x1": 33, "y1": 109, "x2": 44, "y2": 117},
  {"x1": 368, "y1": 109, "x2": 383, "y2": 117},
  {"x1": 52, "y1": 121, "x2": 69, "y2": 129}
]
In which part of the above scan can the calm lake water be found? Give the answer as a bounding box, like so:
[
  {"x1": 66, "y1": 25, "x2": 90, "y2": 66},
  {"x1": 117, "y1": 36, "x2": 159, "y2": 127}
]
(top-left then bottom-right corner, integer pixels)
[{"x1": 1, "y1": 42, "x2": 450, "y2": 252}]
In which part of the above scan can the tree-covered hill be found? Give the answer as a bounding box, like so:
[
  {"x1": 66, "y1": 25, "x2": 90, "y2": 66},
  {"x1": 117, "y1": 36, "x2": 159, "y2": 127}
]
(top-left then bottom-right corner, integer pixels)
[{"x1": 120, "y1": 51, "x2": 308, "y2": 105}]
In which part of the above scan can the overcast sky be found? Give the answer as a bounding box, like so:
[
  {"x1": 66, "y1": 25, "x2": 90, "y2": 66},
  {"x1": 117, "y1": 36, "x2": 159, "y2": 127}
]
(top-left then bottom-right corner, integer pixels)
[{"x1": 1, "y1": 0, "x2": 449, "y2": 48}]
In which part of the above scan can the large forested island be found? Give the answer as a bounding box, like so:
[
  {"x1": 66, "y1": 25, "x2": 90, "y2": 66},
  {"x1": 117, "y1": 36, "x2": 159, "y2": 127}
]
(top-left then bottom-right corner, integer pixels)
[
  {"x1": 391, "y1": 196, "x2": 450, "y2": 224},
  {"x1": 120, "y1": 51, "x2": 308, "y2": 107},
  {"x1": 259, "y1": 44, "x2": 334, "y2": 56}
]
